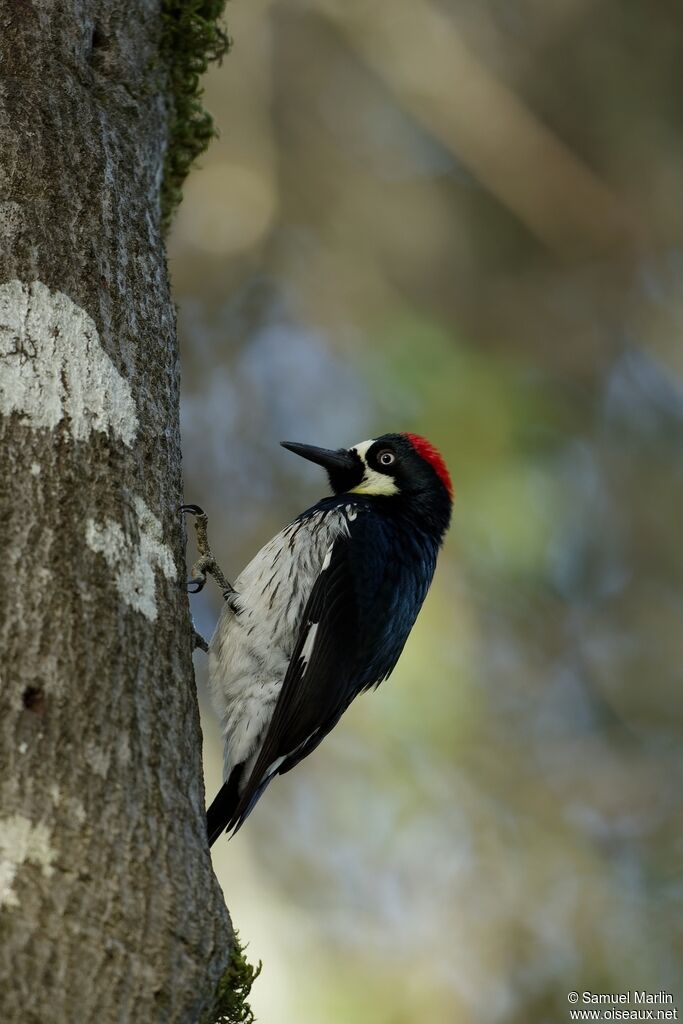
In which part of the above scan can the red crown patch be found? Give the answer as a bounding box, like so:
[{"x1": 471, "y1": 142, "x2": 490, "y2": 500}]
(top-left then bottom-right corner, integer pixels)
[{"x1": 404, "y1": 434, "x2": 453, "y2": 499}]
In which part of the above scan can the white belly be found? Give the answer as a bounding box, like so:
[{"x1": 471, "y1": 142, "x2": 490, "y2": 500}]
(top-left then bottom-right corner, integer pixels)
[{"x1": 208, "y1": 509, "x2": 347, "y2": 782}]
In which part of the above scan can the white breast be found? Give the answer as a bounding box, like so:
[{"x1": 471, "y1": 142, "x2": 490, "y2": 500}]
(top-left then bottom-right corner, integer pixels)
[{"x1": 208, "y1": 508, "x2": 349, "y2": 782}]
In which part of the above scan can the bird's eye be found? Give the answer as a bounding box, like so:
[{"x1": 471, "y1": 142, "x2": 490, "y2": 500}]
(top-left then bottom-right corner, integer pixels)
[{"x1": 378, "y1": 450, "x2": 395, "y2": 467}]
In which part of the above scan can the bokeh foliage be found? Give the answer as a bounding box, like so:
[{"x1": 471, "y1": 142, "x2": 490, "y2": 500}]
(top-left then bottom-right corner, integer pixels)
[{"x1": 170, "y1": 1, "x2": 683, "y2": 1021}]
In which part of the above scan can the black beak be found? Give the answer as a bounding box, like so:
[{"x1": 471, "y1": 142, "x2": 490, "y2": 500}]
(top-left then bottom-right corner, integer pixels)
[{"x1": 280, "y1": 441, "x2": 359, "y2": 474}]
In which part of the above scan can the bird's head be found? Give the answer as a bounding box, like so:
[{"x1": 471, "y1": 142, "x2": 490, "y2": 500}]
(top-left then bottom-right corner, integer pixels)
[{"x1": 281, "y1": 433, "x2": 453, "y2": 526}]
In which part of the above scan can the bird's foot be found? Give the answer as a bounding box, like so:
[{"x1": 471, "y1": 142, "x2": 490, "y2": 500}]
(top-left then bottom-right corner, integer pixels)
[
  {"x1": 192, "y1": 628, "x2": 209, "y2": 653},
  {"x1": 180, "y1": 504, "x2": 236, "y2": 601}
]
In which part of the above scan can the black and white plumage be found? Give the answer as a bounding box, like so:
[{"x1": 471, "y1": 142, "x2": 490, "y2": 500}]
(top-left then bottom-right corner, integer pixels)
[{"x1": 201, "y1": 433, "x2": 453, "y2": 844}]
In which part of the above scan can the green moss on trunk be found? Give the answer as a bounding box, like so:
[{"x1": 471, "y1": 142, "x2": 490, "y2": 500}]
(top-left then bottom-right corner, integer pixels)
[
  {"x1": 160, "y1": 0, "x2": 230, "y2": 230},
  {"x1": 201, "y1": 936, "x2": 262, "y2": 1024}
]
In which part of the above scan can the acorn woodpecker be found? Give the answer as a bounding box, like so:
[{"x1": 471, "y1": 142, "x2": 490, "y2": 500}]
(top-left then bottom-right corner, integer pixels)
[{"x1": 182, "y1": 433, "x2": 453, "y2": 844}]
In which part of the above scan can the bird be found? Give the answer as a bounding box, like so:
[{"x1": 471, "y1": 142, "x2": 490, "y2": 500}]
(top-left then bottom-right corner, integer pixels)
[{"x1": 182, "y1": 432, "x2": 453, "y2": 845}]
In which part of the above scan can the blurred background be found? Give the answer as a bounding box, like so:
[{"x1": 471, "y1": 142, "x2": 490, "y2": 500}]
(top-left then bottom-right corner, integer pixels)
[{"x1": 169, "y1": 1, "x2": 683, "y2": 1020}]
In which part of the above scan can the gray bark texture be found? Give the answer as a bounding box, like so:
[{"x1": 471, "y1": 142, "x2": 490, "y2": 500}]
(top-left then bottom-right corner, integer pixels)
[{"x1": 0, "y1": 3, "x2": 233, "y2": 1022}]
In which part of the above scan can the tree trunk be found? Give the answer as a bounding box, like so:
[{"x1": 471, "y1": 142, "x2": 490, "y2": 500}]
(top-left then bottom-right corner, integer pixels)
[{"x1": 0, "y1": 3, "x2": 232, "y2": 1022}]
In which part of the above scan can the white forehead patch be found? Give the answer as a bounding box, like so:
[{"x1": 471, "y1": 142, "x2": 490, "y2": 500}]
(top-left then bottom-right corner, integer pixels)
[
  {"x1": 349, "y1": 438, "x2": 399, "y2": 497},
  {"x1": 352, "y1": 439, "x2": 374, "y2": 460}
]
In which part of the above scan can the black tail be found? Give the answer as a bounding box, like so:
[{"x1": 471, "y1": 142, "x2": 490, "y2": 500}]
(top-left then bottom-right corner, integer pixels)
[
  {"x1": 206, "y1": 765, "x2": 244, "y2": 847},
  {"x1": 206, "y1": 763, "x2": 278, "y2": 845}
]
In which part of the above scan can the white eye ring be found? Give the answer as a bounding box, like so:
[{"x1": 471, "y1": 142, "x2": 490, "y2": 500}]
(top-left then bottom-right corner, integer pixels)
[{"x1": 378, "y1": 450, "x2": 395, "y2": 467}]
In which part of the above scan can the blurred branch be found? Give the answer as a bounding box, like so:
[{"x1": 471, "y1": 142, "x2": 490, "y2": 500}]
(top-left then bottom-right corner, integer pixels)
[{"x1": 319, "y1": 0, "x2": 642, "y2": 257}]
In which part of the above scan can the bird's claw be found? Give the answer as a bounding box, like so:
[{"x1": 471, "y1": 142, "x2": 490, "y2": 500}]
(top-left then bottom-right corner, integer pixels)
[
  {"x1": 193, "y1": 629, "x2": 209, "y2": 652},
  {"x1": 181, "y1": 502, "x2": 236, "y2": 602},
  {"x1": 187, "y1": 575, "x2": 207, "y2": 594},
  {"x1": 179, "y1": 503, "x2": 206, "y2": 519}
]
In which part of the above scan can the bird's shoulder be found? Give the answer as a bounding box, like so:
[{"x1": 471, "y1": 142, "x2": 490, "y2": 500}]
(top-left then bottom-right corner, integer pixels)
[{"x1": 294, "y1": 492, "x2": 408, "y2": 548}]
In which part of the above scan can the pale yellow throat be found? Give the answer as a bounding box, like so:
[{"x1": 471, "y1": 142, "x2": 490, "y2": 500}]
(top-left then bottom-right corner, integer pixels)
[{"x1": 349, "y1": 473, "x2": 399, "y2": 496}]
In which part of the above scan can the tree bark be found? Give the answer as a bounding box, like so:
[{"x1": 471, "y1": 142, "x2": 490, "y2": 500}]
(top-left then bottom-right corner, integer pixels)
[{"x1": 0, "y1": 3, "x2": 232, "y2": 1022}]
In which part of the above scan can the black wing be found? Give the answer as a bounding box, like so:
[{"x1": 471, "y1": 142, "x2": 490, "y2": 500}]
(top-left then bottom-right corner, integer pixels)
[{"x1": 220, "y1": 510, "x2": 438, "y2": 836}]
